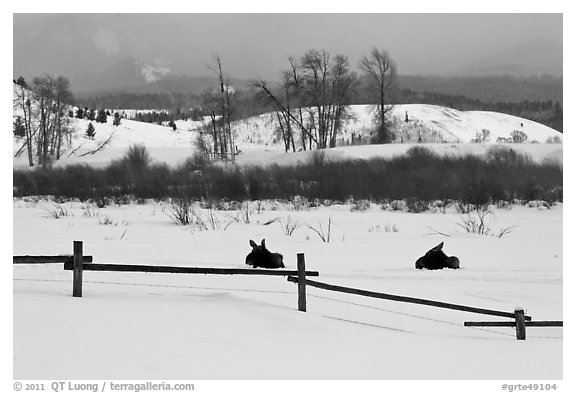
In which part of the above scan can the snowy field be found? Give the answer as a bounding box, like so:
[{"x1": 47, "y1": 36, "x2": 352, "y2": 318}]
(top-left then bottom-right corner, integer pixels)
[{"x1": 13, "y1": 198, "x2": 563, "y2": 381}]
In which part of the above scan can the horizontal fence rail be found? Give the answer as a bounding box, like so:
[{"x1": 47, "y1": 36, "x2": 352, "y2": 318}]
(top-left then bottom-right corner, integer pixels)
[
  {"x1": 14, "y1": 255, "x2": 93, "y2": 264},
  {"x1": 64, "y1": 262, "x2": 320, "y2": 277},
  {"x1": 287, "y1": 276, "x2": 532, "y2": 321},
  {"x1": 464, "y1": 321, "x2": 563, "y2": 327},
  {"x1": 465, "y1": 307, "x2": 562, "y2": 340}
]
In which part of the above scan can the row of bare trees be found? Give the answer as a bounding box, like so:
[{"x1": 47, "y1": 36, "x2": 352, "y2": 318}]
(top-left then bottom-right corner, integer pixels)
[
  {"x1": 195, "y1": 55, "x2": 238, "y2": 163},
  {"x1": 195, "y1": 47, "x2": 397, "y2": 159},
  {"x1": 12, "y1": 49, "x2": 396, "y2": 169},
  {"x1": 13, "y1": 76, "x2": 75, "y2": 168},
  {"x1": 251, "y1": 47, "x2": 397, "y2": 151}
]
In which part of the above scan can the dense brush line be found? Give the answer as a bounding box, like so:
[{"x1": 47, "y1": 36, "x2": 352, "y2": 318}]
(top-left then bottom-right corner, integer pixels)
[{"x1": 13, "y1": 146, "x2": 562, "y2": 205}]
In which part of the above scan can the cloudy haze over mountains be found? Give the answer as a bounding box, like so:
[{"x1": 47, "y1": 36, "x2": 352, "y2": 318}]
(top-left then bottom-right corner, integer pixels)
[{"x1": 13, "y1": 13, "x2": 562, "y2": 93}]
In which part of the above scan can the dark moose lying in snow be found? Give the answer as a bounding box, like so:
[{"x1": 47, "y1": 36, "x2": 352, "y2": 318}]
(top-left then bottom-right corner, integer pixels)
[
  {"x1": 415, "y1": 242, "x2": 460, "y2": 270},
  {"x1": 245, "y1": 239, "x2": 285, "y2": 269}
]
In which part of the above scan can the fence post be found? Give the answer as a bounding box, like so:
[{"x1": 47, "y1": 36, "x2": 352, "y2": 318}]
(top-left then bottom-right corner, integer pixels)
[
  {"x1": 514, "y1": 307, "x2": 526, "y2": 340},
  {"x1": 297, "y1": 253, "x2": 306, "y2": 312},
  {"x1": 73, "y1": 241, "x2": 83, "y2": 298}
]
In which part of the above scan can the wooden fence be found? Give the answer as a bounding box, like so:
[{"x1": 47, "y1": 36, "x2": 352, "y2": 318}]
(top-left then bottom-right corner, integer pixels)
[
  {"x1": 53, "y1": 241, "x2": 319, "y2": 298},
  {"x1": 287, "y1": 254, "x2": 562, "y2": 340},
  {"x1": 14, "y1": 242, "x2": 562, "y2": 340}
]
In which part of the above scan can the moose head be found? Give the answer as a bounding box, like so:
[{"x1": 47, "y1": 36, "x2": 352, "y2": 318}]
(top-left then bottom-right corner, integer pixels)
[
  {"x1": 415, "y1": 242, "x2": 460, "y2": 270},
  {"x1": 245, "y1": 239, "x2": 285, "y2": 269}
]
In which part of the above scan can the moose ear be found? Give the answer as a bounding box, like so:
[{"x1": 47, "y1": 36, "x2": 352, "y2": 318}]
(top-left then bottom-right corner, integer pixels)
[
  {"x1": 261, "y1": 239, "x2": 266, "y2": 247},
  {"x1": 432, "y1": 242, "x2": 444, "y2": 251},
  {"x1": 249, "y1": 240, "x2": 257, "y2": 247}
]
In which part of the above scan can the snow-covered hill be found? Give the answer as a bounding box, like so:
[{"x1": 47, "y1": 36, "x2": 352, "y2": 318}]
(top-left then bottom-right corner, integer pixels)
[
  {"x1": 233, "y1": 104, "x2": 562, "y2": 146},
  {"x1": 13, "y1": 103, "x2": 563, "y2": 169}
]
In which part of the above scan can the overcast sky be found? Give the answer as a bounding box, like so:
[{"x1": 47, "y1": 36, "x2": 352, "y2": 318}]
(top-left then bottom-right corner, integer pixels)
[{"x1": 13, "y1": 13, "x2": 563, "y2": 80}]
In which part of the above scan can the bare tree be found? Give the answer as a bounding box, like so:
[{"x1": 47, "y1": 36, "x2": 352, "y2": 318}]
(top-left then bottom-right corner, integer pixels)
[
  {"x1": 200, "y1": 88, "x2": 223, "y2": 160},
  {"x1": 208, "y1": 55, "x2": 236, "y2": 163},
  {"x1": 14, "y1": 75, "x2": 74, "y2": 168},
  {"x1": 277, "y1": 71, "x2": 296, "y2": 152},
  {"x1": 359, "y1": 47, "x2": 398, "y2": 143},
  {"x1": 253, "y1": 49, "x2": 356, "y2": 150},
  {"x1": 53, "y1": 76, "x2": 74, "y2": 159},
  {"x1": 327, "y1": 54, "x2": 357, "y2": 148},
  {"x1": 300, "y1": 49, "x2": 356, "y2": 149},
  {"x1": 251, "y1": 79, "x2": 317, "y2": 148},
  {"x1": 288, "y1": 57, "x2": 308, "y2": 150},
  {"x1": 300, "y1": 49, "x2": 331, "y2": 148},
  {"x1": 32, "y1": 75, "x2": 55, "y2": 168},
  {"x1": 13, "y1": 77, "x2": 34, "y2": 166}
]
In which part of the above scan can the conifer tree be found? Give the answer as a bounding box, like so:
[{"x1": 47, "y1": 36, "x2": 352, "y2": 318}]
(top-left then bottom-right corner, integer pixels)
[
  {"x1": 113, "y1": 112, "x2": 122, "y2": 126},
  {"x1": 96, "y1": 108, "x2": 107, "y2": 123},
  {"x1": 85, "y1": 122, "x2": 96, "y2": 139},
  {"x1": 13, "y1": 116, "x2": 26, "y2": 138}
]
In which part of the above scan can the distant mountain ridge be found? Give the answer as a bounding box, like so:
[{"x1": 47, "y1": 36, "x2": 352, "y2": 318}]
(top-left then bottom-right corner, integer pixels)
[
  {"x1": 397, "y1": 74, "x2": 562, "y2": 105},
  {"x1": 14, "y1": 14, "x2": 562, "y2": 97},
  {"x1": 455, "y1": 37, "x2": 562, "y2": 77}
]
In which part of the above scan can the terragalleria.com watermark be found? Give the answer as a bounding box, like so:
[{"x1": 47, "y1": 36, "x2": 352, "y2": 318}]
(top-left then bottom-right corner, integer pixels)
[{"x1": 13, "y1": 381, "x2": 194, "y2": 392}]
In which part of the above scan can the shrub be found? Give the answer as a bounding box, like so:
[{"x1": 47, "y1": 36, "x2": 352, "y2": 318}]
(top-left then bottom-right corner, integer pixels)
[
  {"x1": 99, "y1": 215, "x2": 118, "y2": 226},
  {"x1": 472, "y1": 129, "x2": 490, "y2": 143},
  {"x1": 369, "y1": 222, "x2": 399, "y2": 233},
  {"x1": 45, "y1": 203, "x2": 70, "y2": 219},
  {"x1": 12, "y1": 145, "x2": 563, "y2": 206},
  {"x1": 165, "y1": 198, "x2": 192, "y2": 225},
  {"x1": 511, "y1": 130, "x2": 528, "y2": 143},
  {"x1": 388, "y1": 200, "x2": 407, "y2": 211},
  {"x1": 81, "y1": 204, "x2": 100, "y2": 218},
  {"x1": 457, "y1": 206, "x2": 516, "y2": 238},
  {"x1": 405, "y1": 145, "x2": 436, "y2": 160},
  {"x1": 486, "y1": 146, "x2": 532, "y2": 166},
  {"x1": 306, "y1": 217, "x2": 334, "y2": 243},
  {"x1": 272, "y1": 215, "x2": 301, "y2": 236},
  {"x1": 406, "y1": 197, "x2": 428, "y2": 213},
  {"x1": 124, "y1": 144, "x2": 151, "y2": 172},
  {"x1": 182, "y1": 153, "x2": 210, "y2": 172},
  {"x1": 349, "y1": 199, "x2": 371, "y2": 212},
  {"x1": 310, "y1": 149, "x2": 327, "y2": 168}
]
